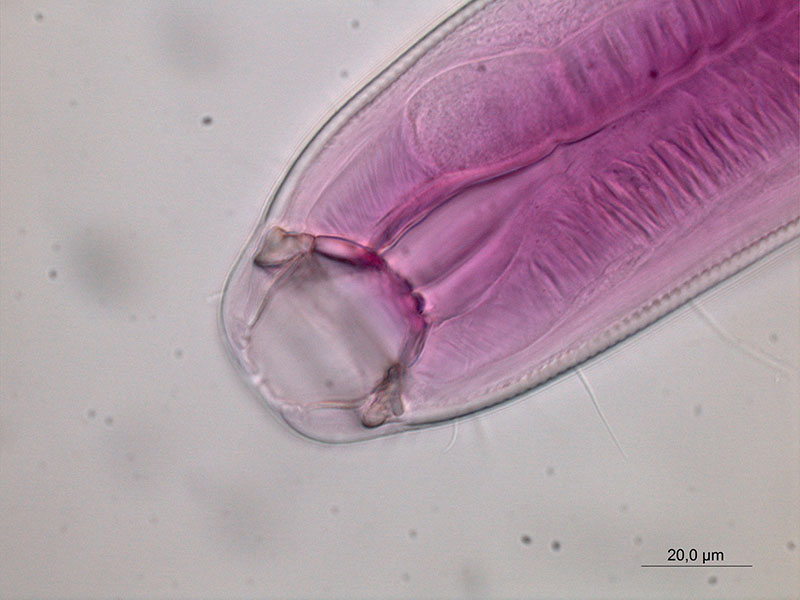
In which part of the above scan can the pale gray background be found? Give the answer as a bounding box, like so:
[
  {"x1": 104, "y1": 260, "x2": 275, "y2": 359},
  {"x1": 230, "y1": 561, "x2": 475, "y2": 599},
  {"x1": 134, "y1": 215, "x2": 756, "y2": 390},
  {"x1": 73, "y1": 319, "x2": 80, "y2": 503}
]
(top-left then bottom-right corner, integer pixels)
[{"x1": 1, "y1": 1, "x2": 798, "y2": 598}]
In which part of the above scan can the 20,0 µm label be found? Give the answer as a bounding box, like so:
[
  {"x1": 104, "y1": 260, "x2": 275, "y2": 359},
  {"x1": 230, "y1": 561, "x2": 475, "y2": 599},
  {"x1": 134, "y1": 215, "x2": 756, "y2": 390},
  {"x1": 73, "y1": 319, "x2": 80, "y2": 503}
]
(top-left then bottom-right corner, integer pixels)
[{"x1": 641, "y1": 548, "x2": 752, "y2": 568}]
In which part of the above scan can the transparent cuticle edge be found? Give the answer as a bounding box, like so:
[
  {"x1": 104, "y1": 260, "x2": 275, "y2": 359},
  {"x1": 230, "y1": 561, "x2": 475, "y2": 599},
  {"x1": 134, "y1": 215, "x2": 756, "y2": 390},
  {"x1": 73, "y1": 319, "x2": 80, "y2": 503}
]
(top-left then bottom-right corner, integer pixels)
[{"x1": 255, "y1": 0, "x2": 492, "y2": 234}]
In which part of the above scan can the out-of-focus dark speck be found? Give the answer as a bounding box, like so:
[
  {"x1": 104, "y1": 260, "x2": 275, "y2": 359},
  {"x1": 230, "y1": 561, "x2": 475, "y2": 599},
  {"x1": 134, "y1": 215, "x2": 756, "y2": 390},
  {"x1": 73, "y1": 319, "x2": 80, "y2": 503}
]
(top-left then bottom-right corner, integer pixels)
[
  {"x1": 408, "y1": 528, "x2": 417, "y2": 540},
  {"x1": 34, "y1": 12, "x2": 43, "y2": 22},
  {"x1": 769, "y1": 332, "x2": 778, "y2": 343},
  {"x1": 633, "y1": 536, "x2": 642, "y2": 546},
  {"x1": 693, "y1": 404, "x2": 702, "y2": 417},
  {"x1": 202, "y1": 115, "x2": 213, "y2": 126},
  {"x1": 708, "y1": 575, "x2": 717, "y2": 585},
  {"x1": 47, "y1": 268, "x2": 58, "y2": 280},
  {"x1": 340, "y1": 69, "x2": 349, "y2": 79},
  {"x1": 330, "y1": 505, "x2": 339, "y2": 515},
  {"x1": 401, "y1": 572, "x2": 410, "y2": 582},
  {"x1": 72, "y1": 229, "x2": 133, "y2": 306},
  {"x1": 520, "y1": 534, "x2": 532, "y2": 545},
  {"x1": 788, "y1": 541, "x2": 796, "y2": 551},
  {"x1": 174, "y1": 348, "x2": 184, "y2": 359},
  {"x1": 350, "y1": 19, "x2": 360, "y2": 29},
  {"x1": 551, "y1": 540, "x2": 561, "y2": 552},
  {"x1": 545, "y1": 466, "x2": 555, "y2": 476},
  {"x1": 86, "y1": 408, "x2": 96, "y2": 419},
  {"x1": 160, "y1": 8, "x2": 221, "y2": 78},
  {"x1": 104, "y1": 416, "x2": 114, "y2": 427}
]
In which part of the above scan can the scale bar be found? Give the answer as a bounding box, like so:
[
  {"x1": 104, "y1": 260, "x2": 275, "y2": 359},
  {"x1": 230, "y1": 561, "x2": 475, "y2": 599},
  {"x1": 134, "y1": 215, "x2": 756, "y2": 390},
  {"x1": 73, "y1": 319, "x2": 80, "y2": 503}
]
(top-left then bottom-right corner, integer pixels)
[{"x1": 641, "y1": 564, "x2": 752, "y2": 568}]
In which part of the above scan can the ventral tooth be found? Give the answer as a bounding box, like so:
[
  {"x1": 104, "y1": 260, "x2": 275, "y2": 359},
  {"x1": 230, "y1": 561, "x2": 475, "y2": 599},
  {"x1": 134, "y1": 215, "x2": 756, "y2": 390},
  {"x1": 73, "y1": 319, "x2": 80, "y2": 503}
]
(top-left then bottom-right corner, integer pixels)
[{"x1": 253, "y1": 227, "x2": 314, "y2": 269}]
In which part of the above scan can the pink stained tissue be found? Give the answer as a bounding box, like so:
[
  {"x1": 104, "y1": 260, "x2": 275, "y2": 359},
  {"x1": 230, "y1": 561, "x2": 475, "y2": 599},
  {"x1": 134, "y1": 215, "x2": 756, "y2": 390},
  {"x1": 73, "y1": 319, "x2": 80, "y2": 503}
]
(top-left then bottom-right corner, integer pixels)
[{"x1": 220, "y1": 0, "x2": 799, "y2": 442}]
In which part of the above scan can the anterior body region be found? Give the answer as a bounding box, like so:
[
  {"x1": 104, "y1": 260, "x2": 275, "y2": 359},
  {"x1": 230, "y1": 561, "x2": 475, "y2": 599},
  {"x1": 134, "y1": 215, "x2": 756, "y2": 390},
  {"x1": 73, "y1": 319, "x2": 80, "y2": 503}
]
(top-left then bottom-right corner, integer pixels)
[{"x1": 220, "y1": 0, "x2": 799, "y2": 442}]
